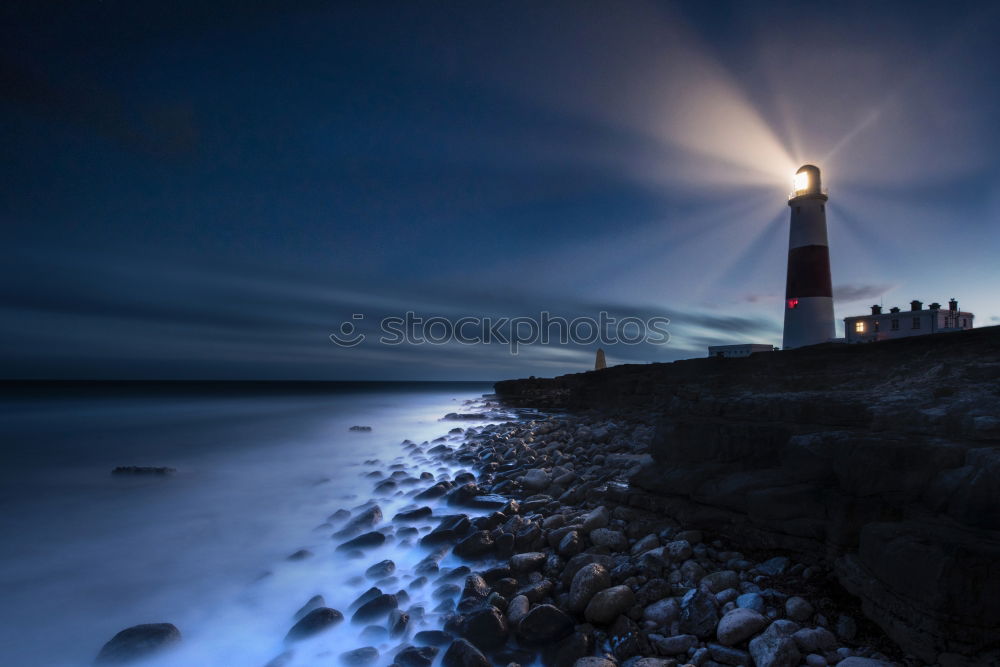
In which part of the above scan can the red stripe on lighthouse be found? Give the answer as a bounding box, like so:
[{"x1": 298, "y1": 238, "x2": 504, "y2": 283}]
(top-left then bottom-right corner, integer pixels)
[{"x1": 785, "y1": 245, "x2": 833, "y2": 298}]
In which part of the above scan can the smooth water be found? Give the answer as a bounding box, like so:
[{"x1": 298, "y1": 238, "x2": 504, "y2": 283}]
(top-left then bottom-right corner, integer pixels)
[{"x1": 0, "y1": 382, "x2": 499, "y2": 666}]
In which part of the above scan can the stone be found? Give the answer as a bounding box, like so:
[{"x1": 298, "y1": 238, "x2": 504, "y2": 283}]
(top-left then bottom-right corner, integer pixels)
[
  {"x1": 708, "y1": 643, "x2": 752, "y2": 666},
  {"x1": 517, "y1": 603, "x2": 575, "y2": 645},
  {"x1": 394, "y1": 506, "x2": 433, "y2": 521},
  {"x1": 442, "y1": 638, "x2": 490, "y2": 667},
  {"x1": 506, "y1": 594, "x2": 530, "y2": 626},
  {"x1": 510, "y1": 552, "x2": 547, "y2": 572},
  {"x1": 336, "y1": 531, "x2": 386, "y2": 552},
  {"x1": 95, "y1": 623, "x2": 181, "y2": 664},
  {"x1": 569, "y1": 563, "x2": 612, "y2": 614},
  {"x1": 757, "y1": 557, "x2": 790, "y2": 576},
  {"x1": 523, "y1": 469, "x2": 551, "y2": 490},
  {"x1": 340, "y1": 647, "x2": 380, "y2": 665},
  {"x1": 679, "y1": 588, "x2": 719, "y2": 639},
  {"x1": 585, "y1": 585, "x2": 635, "y2": 625},
  {"x1": 632, "y1": 533, "x2": 661, "y2": 555},
  {"x1": 337, "y1": 505, "x2": 383, "y2": 536},
  {"x1": 462, "y1": 574, "x2": 490, "y2": 600},
  {"x1": 836, "y1": 660, "x2": 892, "y2": 667},
  {"x1": 415, "y1": 629, "x2": 454, "y2": 646},
  {"x1": 366, "y1": 560, "x2": 395, "y2": 579},
  {"x1": 285, "y1": 608, "x2": 344, "y2": 641},
  {"x1": 396, "y1": 645, "x2": 439, "y2": 667},
  {"x1": 558, "y1": 530, "x2": 584, "y2": 557},
  {"x1": 792, "y1": 627, "x2": 837, "y2": 652},
  {"x1": 716, "y1": 608, "x2": 767, "y2": 646},
  {"x1": 542, "y1": 630, "x2": 591, "y2": 667},
  {"x1": 388, "y1": 609, "x2": 410, "y2": 637},
  {"x1": 352, "y1": 593, "x2": 397, "y2": 623},
  {"x1": 294, "y1": 594, "x2": 325, "y2": 620},
  {"x1": 735, "y1": 593, "x2": 765, "y2": 613},
  {"x1": 574, "y1": 659, "x2": 616, "y2": 667},
  {"x1": 785, "y1": 596, "x2": 814, "y2": 622},
  {"x1": 610, "y1": 615, "x2": 650, "y2": 660},
  {"x1": 461, "y1": 606, "x2": 508, "y2": 650},
  {"x1": 580, "y1": 506, "x2": 610, "y2": 531},
  {"x1": 453, "y1": 531, "x2": 494, "y2": 560},
  {"x1": 701, "y1": 570, "x2": 740, "y2": 594},
  {"x1": 749, "y1": 631, "x2": 800, "y2": 667},
  {"x1": 643, "y1": 597, "x2": 680, "y2": 626},
  {"x1": 650, "y1": 633, "x2": 697, "y2": 655},
  {"x1": 805, "y1": 655, "x2": 827, "y2": 667},
  {"x1": 590, "y1": 528, "x2": 628, "y2": 551},
  {"x1": 663, "y1": 540, "x2": 693, "y2": 561}
]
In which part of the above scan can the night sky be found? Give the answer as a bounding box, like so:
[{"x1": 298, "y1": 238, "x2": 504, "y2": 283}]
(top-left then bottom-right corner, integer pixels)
[{"x1": 3, "y1": 1, "x2": 999, "y2": 380}]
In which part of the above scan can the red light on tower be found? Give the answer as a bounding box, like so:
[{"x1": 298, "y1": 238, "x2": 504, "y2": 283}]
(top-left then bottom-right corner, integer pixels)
[{"x1": 787, "y1": 298, "x2": 799, "y2": 309}]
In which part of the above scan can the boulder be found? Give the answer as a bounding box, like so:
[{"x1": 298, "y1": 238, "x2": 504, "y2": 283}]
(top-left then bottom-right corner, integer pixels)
[
  {"x1": 785, "y1": 596, "x2": 814, "y2": 622},
  {"x1": 396, "y1": 645, "x2": 439, "y2": 667},
  {"x1": 679, "y1": 588, "x2": 718, "y2": 639},
  {"x1": 517, "y1": 604, "x2": 575, "y2": 645},
  {"x1": 95, "y1": 623, "x2": 181, "y2": 664},
  {"x1": 589, "y1": 528, "x2": 628, "y2": 551},
  {"x1": 351, "y1": 594, "x2": 397, "y2": 623},
  {"x1": 584, "y1": 585, "x2": 635, "y2": 625},
  {"x1": 442, "y1": 638, "x2": 489, "y2": 667},
  {"x1": 339, "y1": 647, "x2": 379, "y2": 665},
  {"x1": 569, "y1": 563, "x2": 612, "y2": 614},
  {"x1": 717, "y1": 608, "x2": 767, "y2": 646},
  {"x1": 285, "y1": 608, "x2": 344, "y2": 641},
  {"x1": 461, "y1": 606, "x2": 508, "y2": 650},
  {"x1": 749, "y1": 631, "x2": 800, "y2": 667}
]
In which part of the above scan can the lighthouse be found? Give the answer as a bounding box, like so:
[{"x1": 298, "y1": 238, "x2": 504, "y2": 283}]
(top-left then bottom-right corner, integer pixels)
[{"x1": 783, "y1": 164, "x2": 835, "y2": 349}]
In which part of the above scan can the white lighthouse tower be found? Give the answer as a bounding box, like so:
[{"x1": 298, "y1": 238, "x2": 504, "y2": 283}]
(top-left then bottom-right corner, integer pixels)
[{"x1": 783, "y1": 164, "x2": 835, "y2": 349}]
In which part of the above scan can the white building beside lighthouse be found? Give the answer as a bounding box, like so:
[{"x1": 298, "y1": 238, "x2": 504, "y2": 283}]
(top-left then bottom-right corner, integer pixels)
[
  {"x1": 845, "y1": 299, "x2": 974, "y2": 344},
  {"x1": 783, "y1": 164, "x2": 836, "y2": 349}
]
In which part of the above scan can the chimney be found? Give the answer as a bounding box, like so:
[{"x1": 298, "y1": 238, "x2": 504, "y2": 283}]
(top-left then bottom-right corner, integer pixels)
[
  {"x1": 949, "y1": 299, "x2": 958, "y2": 312},
  {"x1": 929, "y1": 302, "x2": 941, "y2": 310},
  {"x1": 870, "y1": 305, "x2": 882, "y2": 315},
  {"x1": 889, "y1": 307, "x2": 900, "y2": 314},
  {"x1": 910, "y1": 300, "x2": 923, "y2": 311}
]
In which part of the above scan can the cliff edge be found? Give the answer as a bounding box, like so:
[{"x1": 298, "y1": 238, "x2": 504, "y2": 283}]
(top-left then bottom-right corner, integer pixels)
[{"x1": 495, "y1": 327, "x2": 1000, "y2": 665}]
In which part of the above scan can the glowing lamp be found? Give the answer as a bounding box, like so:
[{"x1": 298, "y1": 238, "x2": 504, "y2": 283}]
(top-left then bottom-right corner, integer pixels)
[
  {"x1": 787, "y1": 298, "x2": 799, "y2": 310},
  {"x1": 793, "y1": 171, "x2": 809, "y2": 193}
]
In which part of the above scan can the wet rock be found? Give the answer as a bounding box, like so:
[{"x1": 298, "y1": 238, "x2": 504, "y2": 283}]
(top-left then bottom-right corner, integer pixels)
[
  {"x1": 421, "y1": 515, "x2": 470, "y2": 546},
  {"x1": 94, "y1": 623, "x2": 181, "y2": 664},
  {"x1": 716, "y1": 608, "x2": 767, "y2": 646},
  {"x1": 389, "y1": 609, "x2": 410, "y2": 637},
  {"x1": 573, "y1": 659, "x2": 616, "y2": 667},
  {"x1": 442, "y1": 638, "x2": 490, "y2": 667},
  {"x1": 294, "y1": 594, "x2": 325, "y2": 620},
  {"x1": 453, "y1": 530, "x2": 494, "y2": 560},
  {"x1": 749, "y1": 629, "x2": 800, "y2": 667},
  {"x1": 349, "y1": 587, "x2": 382, "y2": 610},
  {"x1": 757, "y1": 557, "x2": 790, "y2": 576},
  {"x1": 663, "y1": 540, "x2": 693, "y2": 562},
  {"x1": 461, "y1": 606, "x2": 509, "y2": 650},
  {"x1": 336, "y1": 531, "x2": 386, "y2": 552},
  {"x1": 394, "y1": 506, "x2": 433, "y2": 522},
  {"x1": 339, "y1": 647, "x2": 379, "y2": 665},
  {"x1": 558, "y1": 530, "x2": 584, "y2": 557},
  {"x1": 337, "y1": 506, "x2": 383, "y2": 536},
  {"x1": 609, "y1": 615, "x2": 650, "y2": 660},
  {"x1": 366, "y1": 560, "x2": 395, "y2": 579},
  {"x1": 517, "y1": 604, "x2": 575, "y2": 646},
  {"x1": 580, "y1": 506, "x2": 610, "y2": 532},
  {"x1": 415, "y1": 629, "x2": 453, "y2": 646},
  {"x1": 785, "y1": 596, "x2": 814, "y2": 622},
  {"x1": 462, "y1": 574, "x2": 490, "y2": 600},
  {"x1": 568, "y1": 563, "x2": 612, "y2": 614},
  {"x1": 584, "y1": 585, "x2": 635, "y2": 625},
  {"x1": 735, "y1": 593, "x2": 765, "y2": 613},
  {"x1": 679, "y1": 588, "x2": 718, "y2": 639},
  {"x1": 506, "y1": 594, "x2": 530, "y2": 626},
  {"x1": 792, "y1": 627, "x2": 837, "y2": 653},
  {"x1": 285, "y1": 608, "x2": 344, "y2": 641},
  {"x1": 836, "y1": 659, "x2": 892, "y2": 667},
  {"x1": 523, "y1": 469, "x2": 551, "y2": 491},
  {"x1": 415, "y1": 483, "x2": 451, "y2": 500},
  {"x1": 702, "y1": 570, "x2": 740, "y2": 593},
  {"x1": 396, "y1": 645, "x2": 439, "y2": 667},
  {"x1": 589, "y1": 528, "x2": 628, "y2": 551},
  {"x1": 351, "y1": 593, "x2": 398, "y2": 623},
  {"x1": 510, "y1": 552, "x2": 547, "y2": 573},
  {"x1": 649, "y1": 633, "x2": 697, "y2": 655},
  {"x1": 708, "y1": 642, "x2": 752, "y2": 665},
  {"x1": 642, "y1": 597, "x2": 680, "y2": 627}
]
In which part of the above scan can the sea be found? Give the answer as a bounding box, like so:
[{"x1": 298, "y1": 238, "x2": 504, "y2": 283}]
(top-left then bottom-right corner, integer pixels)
[{"x1": 0, "y1": 381, "x2": 506, "y2": 666}]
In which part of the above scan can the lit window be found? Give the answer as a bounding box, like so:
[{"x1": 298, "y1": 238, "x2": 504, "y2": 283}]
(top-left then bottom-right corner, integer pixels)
[
  {"x1": 787, "y1": 298, "x2": 799, "y2": 309},
  {"x1": 855, "y1": 321, "x2": 865, "y2": 333}
]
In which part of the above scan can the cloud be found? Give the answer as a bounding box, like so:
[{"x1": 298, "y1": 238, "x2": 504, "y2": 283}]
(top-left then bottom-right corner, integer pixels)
[{"x1": 833, "y1": 283, "x2": 894, "y2": 303}]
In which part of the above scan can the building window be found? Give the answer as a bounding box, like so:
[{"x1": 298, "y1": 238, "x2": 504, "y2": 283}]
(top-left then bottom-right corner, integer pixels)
[
  {"x1": 873, "y1": 321, "x2": 880, "y2": 332},
  {"x1": 891, "y1": 319, "x2": 899, "y2": 330},
  {"x1": 912, "y1": 317, "x2": 921, "y2": 329},
  {"x1": 854, "y1": 321, "x2": 865, "y2": 333},
  {"x1": 962, "y1": 318, "x2": 968, "y2": 327}
]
